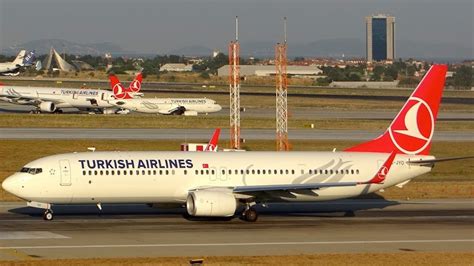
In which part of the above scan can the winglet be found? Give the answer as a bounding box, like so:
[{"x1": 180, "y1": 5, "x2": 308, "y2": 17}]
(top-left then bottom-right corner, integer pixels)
[
  {"x1": 205, "y1": 128, "x2": 221, "y2": 152},
  {"x1": 361, "y1": 151, "x2": 397, "y2": 184}
]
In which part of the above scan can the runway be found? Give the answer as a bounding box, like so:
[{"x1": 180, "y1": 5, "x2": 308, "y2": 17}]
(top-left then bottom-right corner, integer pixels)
[
  {"x1": 1, "y1": 127, "x2": 472, "y2": 141},
  {"x1": 0, "y1": 199, "x2": 472, "y2": 260}
]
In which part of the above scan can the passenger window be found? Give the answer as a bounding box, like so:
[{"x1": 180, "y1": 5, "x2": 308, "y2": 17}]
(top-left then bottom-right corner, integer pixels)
[
  {"x1": 88, "y1": 170, "x2": 92, "y2": 176},
  {"x1": 274, "y1": 170, "x2": 277, "y2": 174},
  {"x1": 153, "y1": 170, "x2": 156, "y2": 175},
  {"x1": 94, "y1": 170, "x2": 98, "y2": 175},
  {"x1": 211, "y1": 170, "x2": 215, "y2": 175},
  {"x1": 252, "y1": 170, "x2": 255, "y2": 174},
  {"x1": 228, "y1": 169, "x2": 232, "y2": 175},
  {"x1": 82, "y1": 170, "x2": 86, "y2": 176},
  {"x1": 100, "y1": 170, "x2": 103, "y2": 175},
  {"x1": 201, "y1": 170, "x2": 204, "y2": 175},
  {"x1": 246, "y1": 169, "x2": 250, "y2": 174},
  {"x1": 263, "y1": 170, "x2": 266, "y2": 174},
  {"x1": 117, "y1": 170, "x2": 120, "y2": 176},
  {"x1": 165, "y1": 170, "x2": 169, "y2": 175},
  {"x1": 309, "y1": 170, "x2": 313, "y2": 174},
  {"x1": 324, "y1": 170, "x2": 328, "y2": 174},
  {"x1": 148, "y1": 170, "x2": 151, "y2": 175},
  {"x1": 105, "y1": 170, "x2": 109, "y2": 175},
  {"x1": 222, "y1": 170, "x2": 225, "y2": 175},
  {"x1": 257, "y1": 170, "x2": 260, "y2": 174},
  {"x1": 335, "y1": 170, "x2": 338, "y2": 174},
  {"x1": 136, "y1": 170, "x2": 140, "y2": 175},
  {"x1": 291, "y1": 170, "x2": 295, "y2": 174},
  {"x1": 356, "y1": 170, "x2": 359, "y2": 174},
  {"x1": 172, "y1": 170, "x2": 175, "y2": 175},
  {"x1": 160, "y1": 170, "x2": 163, "y2": 175},
  {"x1": 235, "y1": 169, "x2": 238, "y2": 175},
  {"x1": 184, "y1": 170, "x2": 187, "y2": 175},
  {"x1": 130, "y1": 170, "x2": 133, "y2": 175},
  {"x1": 111, "y1": 170, "x2": 115, "y2": 175},
  {"x1": 351, "y1": 169, "x2": 354, "y2": 174},
  {"x1": 285, "y1": 170, "x2": 289, "y2": 174},
  {"x1": 142, "y1": 170, "x2": 146, "y2": 175},
  {"x1": 241, "y1": 169, "x2": 244, "y2": 174},
  {"x1": 206, "y1": 170, "x2": 210, "y2": 175},
  {"x1": 195, "y1": 170, "x2": 199, "y2": 175},
  {"x1": 123, "y1": 170, "x2": 126, "y2": 175}
]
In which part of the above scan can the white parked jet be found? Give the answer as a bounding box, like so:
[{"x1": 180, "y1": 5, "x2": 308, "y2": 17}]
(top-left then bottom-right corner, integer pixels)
[
  {"x1": 0, "y1": 50, "x2": 36, "y2": 76},
  {"x1": 108, "y1": 74, "x2": 222, "y2": 116},
  {"x1": 0, "y1": 73, "x2": 142, "y2": 114},
  {"x1": 3, "y1": 65, "x2": 467, "y2": 222}
]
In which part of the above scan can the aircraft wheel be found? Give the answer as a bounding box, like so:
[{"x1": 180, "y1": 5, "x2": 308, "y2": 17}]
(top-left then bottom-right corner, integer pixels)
[
  {"x1": 243, "y1": 208, "x2": 258, "y2": 222},
  {"x1": 43, "y1": 210, "x2": 54, "y2": 221}
]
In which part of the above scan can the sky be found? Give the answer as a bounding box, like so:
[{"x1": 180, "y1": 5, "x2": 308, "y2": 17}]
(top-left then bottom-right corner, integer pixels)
[{"x1": 0, "y1": 0, "x2": 472, "y2": 55}]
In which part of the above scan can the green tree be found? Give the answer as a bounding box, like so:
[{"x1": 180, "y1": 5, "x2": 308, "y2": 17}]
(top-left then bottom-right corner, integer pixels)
[{"x1": 453, "y1": 66, "x2": 473, "y2": 89}]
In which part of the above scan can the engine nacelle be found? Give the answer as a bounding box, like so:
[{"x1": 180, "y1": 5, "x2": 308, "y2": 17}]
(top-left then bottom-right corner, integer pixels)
[
  {"x1": 39, "y1": 101, "x2": 56, "y2": 113},
  {"x1": 186, "y1": 191, "x2": 237, "y2": 217}
]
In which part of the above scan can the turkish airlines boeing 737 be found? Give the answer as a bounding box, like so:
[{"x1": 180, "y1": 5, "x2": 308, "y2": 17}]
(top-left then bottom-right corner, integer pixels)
[{"x1": 2, "y1": 65, "x2": 464, "y2": 222}]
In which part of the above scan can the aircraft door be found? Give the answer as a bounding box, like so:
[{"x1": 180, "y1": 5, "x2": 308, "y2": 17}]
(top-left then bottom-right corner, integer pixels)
[{"x1": 59, "y1": 159, "x2": 72, "y2": 186}]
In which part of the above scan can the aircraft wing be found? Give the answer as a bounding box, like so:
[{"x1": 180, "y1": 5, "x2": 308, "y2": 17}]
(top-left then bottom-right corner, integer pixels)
[{"x1": 233, "y1": 182, "x2": 359, "y2": 193}]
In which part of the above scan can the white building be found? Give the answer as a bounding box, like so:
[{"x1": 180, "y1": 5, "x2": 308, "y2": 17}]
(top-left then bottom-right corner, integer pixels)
[
  {"x1": 218, "y1": 65, "x2": 322, "y2": 78},
  {"x1": 160, "y1": 63, "x2": 193, "y2": 72}
]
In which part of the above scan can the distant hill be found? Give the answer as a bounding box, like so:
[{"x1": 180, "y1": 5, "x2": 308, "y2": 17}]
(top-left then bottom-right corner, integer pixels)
[{"x1": 1, "y1": 39, "x2": 127, "y2": 56}]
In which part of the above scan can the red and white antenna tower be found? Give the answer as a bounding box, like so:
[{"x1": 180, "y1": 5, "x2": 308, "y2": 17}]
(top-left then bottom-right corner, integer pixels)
[
  {"x1": 229, "y1": 16, "x2": 241, "y2": 149},
  {"x1": 275, "y1": 17, "x2": 290, "y2": 151}
]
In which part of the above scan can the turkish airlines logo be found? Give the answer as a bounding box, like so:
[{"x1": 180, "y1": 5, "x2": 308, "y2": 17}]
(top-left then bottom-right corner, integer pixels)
[
  {"x1": 388, "y1": 97, "x2": 434, "y2": 155},
  {"x1": 129, "y1": 79, "x2": 141, "y2": 92},
  {"x1": 377, "y1": 166, "x2": 388, "y2": 181},
  {"x1": 113, "y1": 83, "x2": 129, "y2": 99}
]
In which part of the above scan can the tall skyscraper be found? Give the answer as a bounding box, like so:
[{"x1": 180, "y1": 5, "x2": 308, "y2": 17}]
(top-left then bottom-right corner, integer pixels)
[{"x1": 366, "y1": 14, "x2": 395, "y2": 63}]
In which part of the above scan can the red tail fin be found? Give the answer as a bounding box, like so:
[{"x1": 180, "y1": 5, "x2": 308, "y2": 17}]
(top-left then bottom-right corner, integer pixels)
[
  {"x1": 345, "y1": 64, "x2": 447, "y2": 155},
  {"x1": 127, "y1": 72, "x2": 142, "y2": 93},
  {"x1": 109, "y1": 74, "x2": 132, "y2": 99},
  {"x1": 205, "y1": 128, "x2": 221, "y2": 152}
]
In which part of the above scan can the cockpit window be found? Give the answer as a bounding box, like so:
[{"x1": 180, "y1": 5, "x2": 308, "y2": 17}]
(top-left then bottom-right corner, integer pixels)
[{"x1": 19, "y1": 167, "x2": 42, "y2": 175}]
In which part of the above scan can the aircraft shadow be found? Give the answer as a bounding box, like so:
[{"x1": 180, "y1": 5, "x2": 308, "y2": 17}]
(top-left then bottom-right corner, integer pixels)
[{"x1": 8, "y1": 194, "x2": 400, "y2": 219}]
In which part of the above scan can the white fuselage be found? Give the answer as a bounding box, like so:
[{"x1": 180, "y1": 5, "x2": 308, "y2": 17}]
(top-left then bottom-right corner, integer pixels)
[
  {"x1": 3, "y1": 151, "x2": 433, "y2": 205},
  {"x1": 109, "y1": 98, "x2": 222, "y2": 114},
  {"x1": 0, "y1": 85, "x2": 116, "y2": 109},
  {"x1": 0, "y1": 63, "x2": 21, "y2": 74}
]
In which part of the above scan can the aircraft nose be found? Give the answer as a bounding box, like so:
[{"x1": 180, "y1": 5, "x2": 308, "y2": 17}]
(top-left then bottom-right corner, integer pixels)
[
  {"x1": 2, "y1": 174, "x2": 21, "y2": 196},
  {"x1": 215, "y1": 104, "x2": 222, "y2": 112}
]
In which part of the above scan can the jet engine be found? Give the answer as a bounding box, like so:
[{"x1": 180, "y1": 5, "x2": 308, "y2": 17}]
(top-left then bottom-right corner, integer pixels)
[
  {"x1": 102, "y1": 108, "x2": 117, "y2": 115},
  {"x1": 38, "y1": 102, "x2": 56, "y2": 113},
  {"x1": 186, "y1": 191, "x2": 237, "y2": 217}
]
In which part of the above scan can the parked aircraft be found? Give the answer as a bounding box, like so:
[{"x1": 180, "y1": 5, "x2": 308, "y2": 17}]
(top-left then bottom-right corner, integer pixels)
[
  {"x1": 0, "y1": 73, "x2": 142, "y2": 114},
  {"x1": 108, "y1": 74, "x2": 222, "y2": 116},
  {"x1": 4, "y1": 65, "x2": 469, "y2": 222},
  {"x1": 0, "y1": 50, "x2": 36, "y2": 76}
]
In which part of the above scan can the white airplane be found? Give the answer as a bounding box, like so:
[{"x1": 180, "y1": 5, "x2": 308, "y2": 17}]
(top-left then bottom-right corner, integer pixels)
[
  {"x1": 107, "y1": 74, "x2": 222, "y2": 116},
  {"x1": 0, "y1": 50, "x2": 36, "y2": 76},
  {"x1": 0, "y1": 73, "x2": 142, "y2": 114},
  {"x1": 3, "y1": 65, "x2": 468, "y2": 222}
]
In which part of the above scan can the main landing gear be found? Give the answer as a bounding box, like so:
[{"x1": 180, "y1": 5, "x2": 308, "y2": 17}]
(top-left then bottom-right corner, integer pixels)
[
  {"x1": 241, "y1": 201, "x2": 259, "y2": 222},
  {"x1": 242, "y1": 208, "x2": 258, "y2": 222},
  {"x1": 43, "y1": 209, "x2": 54, "y2": 221}
]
